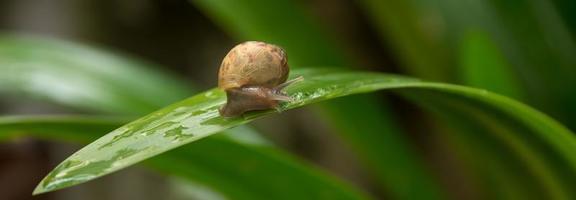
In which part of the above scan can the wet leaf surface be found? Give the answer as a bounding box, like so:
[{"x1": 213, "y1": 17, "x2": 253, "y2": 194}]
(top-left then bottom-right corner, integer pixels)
[{"x1": 35, "y1": 69, "x2": 576, "y2": 198}]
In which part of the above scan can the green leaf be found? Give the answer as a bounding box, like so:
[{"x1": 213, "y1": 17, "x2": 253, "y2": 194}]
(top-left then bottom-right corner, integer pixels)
[
  {"x1": 0, "y1": 34, "x2": 192, "y2": 114},
  {"x1": 400, "y1": 88, "x2": 576, "y2": 199},
  {"x1": 0, "y1": 116, "x2": 371, "y2": 200},
  {"x1": 365, "y1": 0, "x2": 576, "y2": 129},
  {"x1": 0, "y1": 33, "x2": 267, "y2": 151},
  {"x1": 190, "y1": 1, "x2": 443, "y2": 199},
  {"x1": 458, "y1": 30, "x2": 523, "y2": 98},
  {"x1": 356, "y1": 0, "x2": 452, "y2": 81},
  {"x1": 481, "y1": 0, "x2": 576, "y2": 130},
  {"x1": 36, "y1": 69, "x2": 576, "y2": 199},
  {"x1": 149, "y1": 137, "x2": 371, "y2": 200},
  {"x1": 0, "y1": 115, "x2": 120, "y2": 142},
  {"x1": 1, "y1": 34, "x2": 364, "y2": 199},
  {"x1": 0, "y1": 34, "x2": 364, "y2": 199},
  {"x1": 191, "y1": 0, "x2": 349, "y2": 67}
]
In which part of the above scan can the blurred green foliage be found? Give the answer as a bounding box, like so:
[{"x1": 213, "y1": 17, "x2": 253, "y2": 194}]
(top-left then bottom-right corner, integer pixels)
[{"x1": 1, "y1": 0, "x2": 575, "y2": 199}]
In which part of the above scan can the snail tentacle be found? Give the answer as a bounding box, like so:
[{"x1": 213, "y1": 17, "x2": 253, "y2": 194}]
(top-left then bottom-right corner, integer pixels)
[{"x1": 274, "y1": 76, "x2": 304, "y2": 91}]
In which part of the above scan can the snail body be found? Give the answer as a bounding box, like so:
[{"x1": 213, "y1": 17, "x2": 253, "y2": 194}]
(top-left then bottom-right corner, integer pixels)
[{"x1": 218, "y1": 41, "x2": 302, "y2": 117}]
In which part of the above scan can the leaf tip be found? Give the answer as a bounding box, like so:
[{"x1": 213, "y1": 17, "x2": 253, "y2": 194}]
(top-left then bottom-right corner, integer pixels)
[
  {"x1": 31, "y1": 169, "x2": 76, "y2": 196},
  {"x1": 32, "y1": 181, "x2": 49, "y2": 195}
]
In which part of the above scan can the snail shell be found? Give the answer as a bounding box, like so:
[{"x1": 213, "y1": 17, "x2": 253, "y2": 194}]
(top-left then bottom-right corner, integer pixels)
[
  {"x1": 218, "y1": 41, "x2": 288, "y2": 89},
  {"x1": 218, "y1": 41, "x2": 302, "y2": 117}
]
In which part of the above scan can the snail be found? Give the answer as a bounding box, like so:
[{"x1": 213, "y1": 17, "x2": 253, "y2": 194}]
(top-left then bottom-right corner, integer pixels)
[{"x1": 218, "y1": 41, "x2": 303, "y2": 117}]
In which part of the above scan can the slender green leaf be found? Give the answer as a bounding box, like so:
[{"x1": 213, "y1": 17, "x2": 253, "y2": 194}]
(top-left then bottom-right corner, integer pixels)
[
  {"x1": 150, "y1": 137, "x2": 371, "y2": 200},
  {"x1": 483, "y1": 0, "x2": 576, "y2": 130},
  {"x1": 0, "y1": 116, "x2": 371, "y2": 200},
  {"x1": 0, "y1": 34, "x2": 191, "y2": 114},
  {"x1": 372, "y1": 0, "x2": 576, "y2": 129},
  {"x1": 356, "y1": 0, "x2": 452, "y2": 81},
  {"x1": 401, "y1": 89, "x2": 576, "y2": 199},
  {"x1": 458, "y1": 31, "x2": 522, "y2": 98},
  {"x1": 0, "y1": 115, "x2": 120, "y2": 142},
  {"x1": 0, "y1": 33, "x2": 267, "y2": 151},
  {"x1": 191, "y1": 0, "x2": 349, "y2": 67},
  {"x1": 36, "y1": 69, "x2": 576, "y2": 199},
  {"x1": 190, "y1": 1, "x2": 442, "y2": 199},
  {"x1": 0, "y1": 34, "x2": 361, "y2": 199}
]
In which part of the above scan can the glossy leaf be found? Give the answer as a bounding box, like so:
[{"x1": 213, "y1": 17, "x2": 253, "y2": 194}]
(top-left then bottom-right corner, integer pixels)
[
  {"x1": 0, "y1": 33, "x2": 267, "y2": 153},
  {"x1": 0, "y1": 34, "x2": 358, "y2": 199},
  {"x1": 36, "y1": 69, "x2": 576, "y2": 199},
  {"x1": 0, "y1": 116, "x2": 371, "y2": 200},
  {"x1": 190, "y1": 1, "x2": 442, "y2": 199},
  {"x1": 0, "y1": 34, "x2": 191, "y2": 114}
]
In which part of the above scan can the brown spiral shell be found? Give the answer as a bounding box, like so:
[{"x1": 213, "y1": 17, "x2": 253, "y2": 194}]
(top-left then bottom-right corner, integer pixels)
[{"x1": 218, "y1": 41, "x2": 288, "y2": 90}]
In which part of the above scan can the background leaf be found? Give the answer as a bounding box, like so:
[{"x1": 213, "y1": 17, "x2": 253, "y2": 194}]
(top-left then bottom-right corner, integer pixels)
[
  {"x1": 401, "y1": 86, "x2": 576, "y2": 199},
  {"x1": 0, "y1": 34, "x2": 191, "y2": 114},
  {"x1": 358, "y1": 0, "x2": 576, "y2": 130},
  {"x1": 0, "y1": 116, "x2": 371, "y2": 200},
  {"x1": 356, "y1": 0, "x2": 452, "y2": 81},
  {"x1": 458, "y1": 31, "x2": 522, "y2": 98}
]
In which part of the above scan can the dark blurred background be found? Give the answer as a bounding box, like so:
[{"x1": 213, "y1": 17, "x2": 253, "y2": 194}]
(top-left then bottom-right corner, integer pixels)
[{"x1": 1, "y1": 0, "x2": 575, "y2": 199}]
